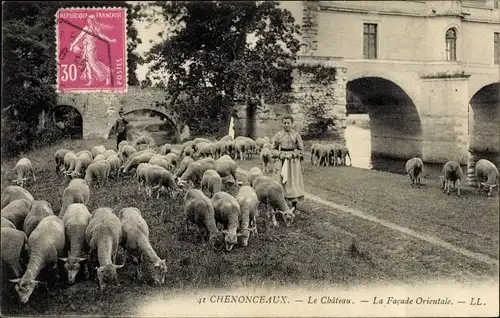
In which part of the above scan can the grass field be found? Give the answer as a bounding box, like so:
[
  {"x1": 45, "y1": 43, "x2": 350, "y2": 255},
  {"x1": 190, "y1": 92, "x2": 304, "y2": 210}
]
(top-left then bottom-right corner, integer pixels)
[{"x1": 1, "y1": 138, "x2": 498, "y2": 316}]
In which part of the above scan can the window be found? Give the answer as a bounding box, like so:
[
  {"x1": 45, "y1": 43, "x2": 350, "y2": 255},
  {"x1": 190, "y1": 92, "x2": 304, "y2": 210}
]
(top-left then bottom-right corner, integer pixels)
[
  {"x1": 495, "y1": 0, "x2": 499, "y2": 9},
  {"x1": 495, "y1": 32, "x2": 500, "y2": 64},
  {"x1": 445, "y1": 28, "x2": 457, "y2": 61},
  {"x1": 363, "y1": 23, "x2": 377, "y2": 59}
]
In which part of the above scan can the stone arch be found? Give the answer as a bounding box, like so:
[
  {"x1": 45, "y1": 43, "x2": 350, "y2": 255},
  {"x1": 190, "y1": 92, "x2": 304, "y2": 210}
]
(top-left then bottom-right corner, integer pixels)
[
  {"x1": 346, "y1": 75, "x2": 423, "y2": 160},
  {"x1": 50, "y1": 104, "x2": 83, "y2": 138}
]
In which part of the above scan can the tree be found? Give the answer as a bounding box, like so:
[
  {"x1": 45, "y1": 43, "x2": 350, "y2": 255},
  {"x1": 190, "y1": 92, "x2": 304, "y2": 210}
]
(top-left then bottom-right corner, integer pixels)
[{"x1": 144, "y1": 1, "x2": 301, "y2": 137}]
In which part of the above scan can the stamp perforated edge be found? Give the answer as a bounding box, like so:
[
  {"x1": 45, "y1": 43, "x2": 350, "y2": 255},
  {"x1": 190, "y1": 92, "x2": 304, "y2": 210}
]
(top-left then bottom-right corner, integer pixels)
[{"x1": 55, "y1": 6, "x2": 129, "y2": 94}]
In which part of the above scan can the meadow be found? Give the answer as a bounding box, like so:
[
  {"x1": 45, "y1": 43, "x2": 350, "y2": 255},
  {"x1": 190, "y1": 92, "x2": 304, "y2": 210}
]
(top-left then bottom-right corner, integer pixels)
[{"x1": 1, "y1": 137, "x2": 498, "y2": 316}]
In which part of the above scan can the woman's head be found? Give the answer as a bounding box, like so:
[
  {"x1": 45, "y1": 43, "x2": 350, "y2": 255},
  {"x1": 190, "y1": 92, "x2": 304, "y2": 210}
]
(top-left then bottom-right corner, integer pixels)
[{"x1": 282, "y1": 115, "x2": 293, "y2": 132}]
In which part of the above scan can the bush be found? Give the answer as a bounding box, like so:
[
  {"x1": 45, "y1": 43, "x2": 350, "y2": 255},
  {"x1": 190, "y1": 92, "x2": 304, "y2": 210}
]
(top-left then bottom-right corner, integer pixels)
[
  {"x1": 303, "y1": 103, "x2": 336, "y2": 139},
  {"x1": 1, "y1": 117, "x2": 33, "y2": 157}
]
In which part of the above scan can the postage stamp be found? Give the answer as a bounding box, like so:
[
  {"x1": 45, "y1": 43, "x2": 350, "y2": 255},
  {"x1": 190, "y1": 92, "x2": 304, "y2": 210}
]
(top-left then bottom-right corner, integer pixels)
[{"x1": 56, "y1": 7, "x2": 127, "y2": 93}]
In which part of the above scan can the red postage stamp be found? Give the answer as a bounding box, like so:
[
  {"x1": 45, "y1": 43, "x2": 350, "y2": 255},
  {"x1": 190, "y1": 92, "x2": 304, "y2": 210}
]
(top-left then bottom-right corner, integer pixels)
[{"x1": 56, "y1": 7, "x2": 127, "y2": 93}]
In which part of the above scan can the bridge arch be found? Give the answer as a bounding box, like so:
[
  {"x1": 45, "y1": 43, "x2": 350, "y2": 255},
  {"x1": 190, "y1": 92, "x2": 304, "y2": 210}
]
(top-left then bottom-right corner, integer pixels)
[
  {"x1": 346, "y1": 74, "x2": 423, "y2": 160},
  {"x1": 49, "y1": 104, "x2": 83, "y2": 138}
]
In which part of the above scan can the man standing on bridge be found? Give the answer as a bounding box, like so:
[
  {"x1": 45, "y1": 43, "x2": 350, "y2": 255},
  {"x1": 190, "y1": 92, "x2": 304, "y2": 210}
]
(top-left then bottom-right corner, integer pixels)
[{"x1": 111, "y1": 109, "x2": 129, "y2": 150}]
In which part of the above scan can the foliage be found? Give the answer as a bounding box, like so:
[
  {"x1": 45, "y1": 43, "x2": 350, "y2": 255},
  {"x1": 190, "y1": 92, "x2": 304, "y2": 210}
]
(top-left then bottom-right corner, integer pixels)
[
  {"x1": 143, "y1": 1, "x2": 302, "y2": 136},
  {"x1": 303, "y1": 102, "x2": 336, "y2": 139},
  {"x1": 297, "y1": 64, "x2": 337, "y2": 86}
]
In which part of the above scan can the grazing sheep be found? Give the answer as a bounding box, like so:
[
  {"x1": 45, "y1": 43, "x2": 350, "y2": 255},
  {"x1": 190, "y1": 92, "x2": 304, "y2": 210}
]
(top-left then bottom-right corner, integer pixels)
[
  {"x1": 193, "y1": 137, "x2": 212, "y2": 145},
  {"x1": 475, "y1": 159, "x2": 499, "y2": 197},
  {"x1": 236, "y1": 186, "x2": 259, "y2": 247},
  {"x1": 60, "y1": 203, "x2": 91, "y2": 283},
  {"x1": 118, "y1": 207, "x2": 167, "y2": 285},
  {"x1": 159, "y1": 143, "x2": 172, "y2": 155},
  {"x1": 93, "y1": 154, "x2": 106, "y2": 162},
  {"x1": 71, "y1": 151, "x2": 93, "y2": 178},
  {"x1": 184, "y1": 189, "x2": 223, "y2": 247},
  {"x1": 106, "y1": 154, "x2": 122, "y2": 179},
  {"x1": 201, "y1": 169, "x2": 222, "y2": 197},
  {"x1": 85, "y1": 160, "x2": 111, "y2": 186},
  {"x1": 2, "y1": 216, "x2": 16, "y2": 229},
  {"x1": 262, "y1": 142, "x2": 273, "y2": 151},
  {"x1": 119, "y1": 145, "x2": 137, "y2": 162},
  {"x1": 247, "y1": 167, "x2": 263, "y2": 187},
  {"x1": 225, "y1": 139, "x2": 236, "y2": 158},
  {"x1": 256, "y1": 137, "x2": 267, "y2": 150},
  {"x1": 220, "y1": 135, "x2": 233, "y2": 142},
  {"x1": 59, "y1": 178, "x2": 90, "y2": 219},
  {"x1": 180, "y1": 140, "x2": 196, "y2": 158},
  {"x1": 234, "y1": 137, "x2": 249, "y2": 160},
  {"x1": 260, "y1": 148, "x2": 273, "y2": 172},
  {"x1": 133, "y1": 135, "x2": 156, "y2": 149},
  {"x1": 215, "y1": 156, "x2": 238, "y2": 184},
  {"x1": 1, "y1": 227, "x2": 28, "y2": 278},
  {"x1": 54, "y1": 149, "x2": 70, "y2": 175},
  {"x1": 439, "y1": 161, "x2": 463, "y2": 196},
  {"x1": 12, "y1": 158, "x2": 36, "y2": 187},
  {"x1": 1, "y1": 185, "x2": 34, "y2": 209},
  {"x1": 85, "y1": 208, "x2": 124, "y2": 291},
  {"x1": 215, "y1": 140, "x2": 227, "y2": 159},
  {"x1": 23, "y1": 200, "x2": 54, "y2": 238},
  {"x1": 196, "y1": 143, "x2": 218, "y2": 159},
  {"x1": 103, "y1": 149, "x2": 117, "y2": 159},
  {"x1": 174, "y1": 156, "x2": 194, "y2": 179},
  {"x1": 91, "y1": 145, "x2": 106, "y2": 159},
  {"x1": 149, "y1": 155, "x2": 171, "y2": 171},
  {"x1": 311, "y1": 143, "x2": 328, "y2": 167},
  {"x1": 252, "y1": 176, "x2": 295, "y2": 229},
  {"x1": 118, "y1": 140, "x2": 129, "y2": 152},
  {"x1": 135, "y1": 163, "x2": 150, "y2": 192},
  {"x1": 339, "y1": 145, "x2": 352, "y2": 166},
  {"x1": 9, "y1": 215, "x2": 65, "y2": 304},
  {"x1": 405, "y1": 157, "x2": 424, "y2": 188},
  {"x1": 178, "y1": 157, "x2": 216, "y2": 187},
  {"x1": 1, "y1": 199, "x2": 32, "y2": 230},
  {"x1": 120, "y1": 150, "x2": 156, "y2": 175},
  {"x1": 165, "y1": 153, "x2": 179, "y2": 171},
  {"x1": 63, "y1": 151, "x2": 78, "y2": 176},
  {"x1": 144, "y1": 165, "x2": 177, "y2": 198},
  {"x1": 212, "y1": 191, "x2": 241, "y2": 252}
]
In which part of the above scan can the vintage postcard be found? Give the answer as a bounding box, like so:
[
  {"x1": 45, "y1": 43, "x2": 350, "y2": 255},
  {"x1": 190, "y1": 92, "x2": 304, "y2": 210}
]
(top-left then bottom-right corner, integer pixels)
[{"x1": 1, "y1": 1, "x2": 499, "y2": 317}]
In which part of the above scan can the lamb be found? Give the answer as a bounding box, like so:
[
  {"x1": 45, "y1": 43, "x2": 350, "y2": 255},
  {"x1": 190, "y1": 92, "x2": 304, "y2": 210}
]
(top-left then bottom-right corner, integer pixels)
[
  {"x1": 2, "y1": 227, "x2": 29, "y2": 278},
  {"x1": 184, "y1": 189, "x2": 223, "y2": 248},
  {"x1": 118, "y1": 207, "x2": 167, "y2": 285},
  {"x1": 85, "y1": 160, "x2": 111, "y2": 186},
  {"x1": 2, "y1": 216, "x2": 16, "y2": 229},
  {"x1": 159, "y1": 143, "x2": 172, "y2": 155},
  {"x1": 91, "y1": 145, "x2": 106, "y2": 158},
  {"x1": 9, "y1": 215, "x2": 65, "y2": 304},
  {"x1": 144, "y1": 165, "x2": 177, "y2": 199},
  {"x1": 247, "y1": 167, "x2": 263, "y2": 187},
  {"x1": 235, "y1": 186, "x2": 259, "y2": 247},
  {"x1": 212, "y1": 191, "x2": 241, "y2": 252},
  {"x1": 71, "y1": 151, "x2": 93, "y2": 178},
  {"x1": 201, "y1": 169, "x2": 222, "y2": 197},
  {"x1": 12, "y1": 157, "x2": 36, "y2": 187},
  {"x1": 59, "y1": 178, "x2": 90, "y2": 219},
  {"x1": 2, "y1": 199, "x2": 32, "y2": 230},
  {"x1": 54, "y1": 149, "x2": 70, "y2": 175},
  {"x1": 60, "y1": 203, "x2": 92, "y2": 283},
  {"x1": 178, "y1": 157, "x2": 216, "y2": 187},
  {"x1": 475, "y1": 159, "x2": 499, "y2": 197},
  {"x1": 252, "y1": 176, "x2": 295, "y2": 229},
  {"x1": 174, "y1": 155, "x2": 194, "y2": 179},
  {"x1": 439, "y1": 161, "x2": 463, "y2": 196},
  {"x1": 215, "y1": 156, "x2": 238, "y2": 184},
  {"x1": 23, "y1": 200, "x2": 54, "y2": 238},
  {"x1": 1, "y1": 185, "x2": 34, "y2": 209},
  {"x1": 260, "y1": 148, "x2": 273, "y2": 172},
  {"x1": 85, "y1": 207, "x2": 125, "y2": 291},
  {"x1": 120, "y1": 150, "x2": 156, "y2": 175},
  {"x1": 63, "y1": 151, "x2": 78, "y2": 176},
  {"x1": 405, "y1": 157, "x2": 424, "y2": 188}
]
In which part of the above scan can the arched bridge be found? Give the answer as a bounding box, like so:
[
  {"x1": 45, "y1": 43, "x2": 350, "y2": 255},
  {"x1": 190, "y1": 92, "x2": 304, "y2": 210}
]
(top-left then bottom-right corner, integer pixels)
[{"x1": 56, "y1": 86, "x2": 182, "y2": 140}]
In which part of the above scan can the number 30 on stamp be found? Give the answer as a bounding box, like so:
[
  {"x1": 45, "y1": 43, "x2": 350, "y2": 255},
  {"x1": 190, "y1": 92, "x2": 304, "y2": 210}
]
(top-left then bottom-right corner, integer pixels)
[{"x1": 56, "y1": 7, "x2": 127, "y2": 93}]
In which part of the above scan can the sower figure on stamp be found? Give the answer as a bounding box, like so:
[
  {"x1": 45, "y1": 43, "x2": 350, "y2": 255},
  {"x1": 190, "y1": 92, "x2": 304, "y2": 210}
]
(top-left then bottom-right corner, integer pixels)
[
  {"x1": 271, "y1": 115, "x2": 305, "y2": 214},
  {"x1": 69, "y1": 14, "x2": 115, "y2": 87},
  {"x1": 111, "y1": 109, "x2": 129, "y2": 150}
]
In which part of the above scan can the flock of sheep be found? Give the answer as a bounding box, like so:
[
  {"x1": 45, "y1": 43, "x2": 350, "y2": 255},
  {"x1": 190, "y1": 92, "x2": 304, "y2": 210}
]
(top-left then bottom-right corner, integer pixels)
[{"x1": 1, "y1": 133, "x2": 298, "y2": 304}]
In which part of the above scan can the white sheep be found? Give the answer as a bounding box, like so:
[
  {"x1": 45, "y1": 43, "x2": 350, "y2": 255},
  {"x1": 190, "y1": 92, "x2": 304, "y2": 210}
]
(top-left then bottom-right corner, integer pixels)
[
  {"x1": 235, "y1": 185, "x2": 259, "y2": 247},
  {"x1": 252, "y1": 176, "x2": 295, "y2": 229},
  {"x1": 215, "y1": 140, "x2": 227, "y2": 159},
  {"x1": 103, "y1": 149, "x2": 117, "y2": 159},
  {"x1": 93, "y1": 154, "x2": 106, "y2": 163},
  {"x1": 212, "y1": 191, "x2": 241, "y2": 252},
  {"x1": 144, "y1": 164, "x2": 177, "y2": 199},
  {"x1": 106, "y1": 154, "x2": 122, "y2": 179},
  {"x1": 91, "y1": 145, "x2": 106, "y2": 159},
  {"x1": 178, "y1": 157, "x2": 216, "y2": 187},
  {"x1": 60, "y1": 203, "x2": 92, "y2": 284},
  {"x1": 59, "y1": 178, "x2": 90, "y2": 219},
  {"x1": 118, "y1": 207, "x2": 167, "y2": 285},
  {"x1": 174, "y1": 155, "x2": 194, "y2": 180},
  {"x1": 184, "y1": 189, "x2": 223, "y2": 247},
  {"x1": 260, "y1": 148, "x2": 273, "y2": 172},
  {"x1": 201, "y1": 169, "x2": 222, "y2": 197},
  {"x1": 1, "y1": 227, "x2": 29, "y2": 278},
  {"x1": 2, "y1": 216, "x2": 16, "y2": 229},
  {"x1": 133, "y1": 135, "x2": 156, "y2": 149},
  {"x1": 120, "y1": 150, "x2": 156, "y2": 175},
  {"x1": 475, "y1": 159, "x2": 499, "y2": 197},
  {"x1": 85, "y1": 160, "x2": 111, "y2": 186},
  {"x1": 159, "y1": 143, "x2": 172, "y2": 155},
  {"x1": 405, "y1": 157, "x2": 424, "y2": 188},
  {"x1": 195, "y1": 143, "x2": 218, "y2": 159},
  {"x1": 2, "y1": 199, "x2": 32, "y2": 230},
  {"x1": 262, "y1": 142, "x2": 273, "y2": 151},
  {"x1": 234, "y1": 137, "x2": 249, "y2": 160},
  {"x1": 9, "y1": 215, "x2": 65, "y2": 304},
  {"x1": 71, "y1": 151, "x2": 93, "y2": 178},
  {"x1": 220, "y1": 135, "x2": 233, "y2": 142},
  {"x1": 256, "y1": 137, "x2": 267, "y2": 150},
  {"x1": 310, "y1": 143, "x2": 328, "y2": 167},
  {"x1": 85, "y1": 207, "x2": 124, "y2": 291},
  {"x1": 119, "y1": 145, "x2": 137, "y2": 162},
  {"x1": 439, "y1": 161, "x2": 463, "y2": 196},
  {"x1": 225, "y1": 139, "x2": 236, "y2": 158},
  {"x1": 165, "y1": 152, "x2": 179, "y2": 171},
  {"x1": 1, "y1": 185, "x2": 34, "y2": 209},
  {"x1": 215, "y1": 155, "x2": 238, "y2": 184},
  {"x1": 63, "y1": 151, "x2": 78, "y2": 176},
  {"x1": 23, "y1": 200, "x2": 54, "y2": 238},
  {"x1": 135, "y1": 163, "x2": 150, "y2": 191},
  {"x1": 118, "y1": 140, "x2": 129, "y2": 152},
  {"x1": 149, "y1": 155, "x2": 172, "y2": 171},
  {"x1": 12, "y1": 157, "x2": 36, "y2": 187},
  {"x1": 247, "y1": 167, "x2": 263, "y2": 187},
  {"x1": 54, "y1": 149, "x2": 70, "y2": 175}
]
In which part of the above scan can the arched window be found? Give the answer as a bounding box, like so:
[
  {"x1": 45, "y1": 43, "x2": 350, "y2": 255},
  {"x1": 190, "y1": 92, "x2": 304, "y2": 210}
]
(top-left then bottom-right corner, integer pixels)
[{"x1": 445, "y1": 28, "x2": 457, "y2": 61}]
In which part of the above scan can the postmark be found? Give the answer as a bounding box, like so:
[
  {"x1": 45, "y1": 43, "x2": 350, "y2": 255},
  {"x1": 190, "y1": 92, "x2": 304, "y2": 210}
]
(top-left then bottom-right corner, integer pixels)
[{"x1": 56, "y1": 7, "x2": 127, "y2": 93}]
